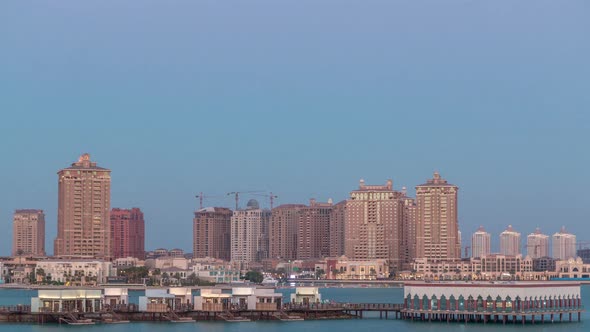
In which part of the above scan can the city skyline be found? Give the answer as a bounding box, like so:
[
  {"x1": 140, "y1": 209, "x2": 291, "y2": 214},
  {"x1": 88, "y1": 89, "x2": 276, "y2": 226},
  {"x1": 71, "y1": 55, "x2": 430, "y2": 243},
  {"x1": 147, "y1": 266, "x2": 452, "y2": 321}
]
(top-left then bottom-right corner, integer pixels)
[
  {"x1": 1, "y1": 1, "x2": 589, "y2": 255},
  {"x1": 5, "y1": 155, "x2": 582, "y2": 259}
]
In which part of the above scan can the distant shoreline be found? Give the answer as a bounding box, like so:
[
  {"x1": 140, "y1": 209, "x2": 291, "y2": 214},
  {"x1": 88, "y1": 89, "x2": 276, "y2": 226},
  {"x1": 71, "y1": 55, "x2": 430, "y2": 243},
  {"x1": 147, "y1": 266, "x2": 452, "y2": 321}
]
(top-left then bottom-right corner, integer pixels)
[{"x1": 2, "y1": 279, "x2": 590, "y2": 290}]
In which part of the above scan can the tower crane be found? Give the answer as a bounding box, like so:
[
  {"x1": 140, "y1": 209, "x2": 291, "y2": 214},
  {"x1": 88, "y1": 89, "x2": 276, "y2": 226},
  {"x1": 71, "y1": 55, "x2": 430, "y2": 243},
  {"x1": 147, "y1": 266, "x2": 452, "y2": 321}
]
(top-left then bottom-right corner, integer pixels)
[
  {"x1": 195, "y1": 192, "x2": 224, "y2": 209},
  {"x1": 250, "y1": 192, "x2": 279, "y2": 209},
  {"x1": 226, "y1": 191, "x2": 264, "y2": 210}
]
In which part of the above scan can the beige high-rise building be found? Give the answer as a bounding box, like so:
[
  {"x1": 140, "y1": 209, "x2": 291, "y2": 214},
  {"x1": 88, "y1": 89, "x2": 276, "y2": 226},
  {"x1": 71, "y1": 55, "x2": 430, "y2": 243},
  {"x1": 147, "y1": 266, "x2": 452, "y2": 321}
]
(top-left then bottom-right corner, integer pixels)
[
  {"x1": 230, "y1": 199, "x2": 271, "y2": 263},
  {"x1": 297, "y1": 199, "x2": 332, "y2": 260},
  {"x1": 329, "y1": 200, "x2": 347, "y2": 257},
  {"x1": 269, "y1": 204, "x2": 305, "y2": 260},
  {"x1": 471, "y1": 226, "x2": 491, "y2": 258},
  {"x1": 500, "y1": 225, "x2": 521, "y2": 256},
  {"x1": 416, "y1": 172, "x2": 460, "y2": 261},
  {"x1": 400, "y1": 194, "x2": 417, "y2": 268},
  {"x1": 54, "y1": 154, "x2": 111, "y2": 258},
  {"x1": 552, "y1": 227, "x2": 576, "y2": 260},
  {"x1": 345, "y1": 179, "x2": 404, "y2": 269},
  {"x1": 193, "y1": 207, "x2": 232, "y2": 261},
  {"x1": 12, "y1": 209, "x2": 46, "y2": 256},
  {"x1": 526, "y1": 228, "x2": 549, "y2": 258}
]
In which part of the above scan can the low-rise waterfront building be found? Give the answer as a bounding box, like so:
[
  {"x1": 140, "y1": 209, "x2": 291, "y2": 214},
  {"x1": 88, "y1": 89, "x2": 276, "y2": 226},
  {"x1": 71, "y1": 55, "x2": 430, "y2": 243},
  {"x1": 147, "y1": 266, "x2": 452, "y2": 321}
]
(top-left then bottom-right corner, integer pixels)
[
  {"x1": 103, "y1": 288, "x2": 129, "y2": 307},
  {"x1": 402, "y1": 281, "x2": 583, "y2": 323},
  {"x1": 231, "y1": 287, "x2": 283, "y2": 311},
  {"x1": 194, "y1": 289, "x2": 231, "y2": 312},
  {"x1": 31, "y1": 289, "x2": 103, "y2": 313},
  {"x1": 191, "y1": 258, "x2": 240, "y2": 283},
  {"x1": 555, "y1": 257, "x2": 590, "y2": 279},
  {"x1": 138, "y1": 289, "x2": 179, "y2": 313},
  {"x1": 35, "y1": 260, "x2": 113, "y2": 285},
  {"x1": 290, "y1": 287, "x2": 322, "y2": 305},
  {"x1": 325, "y1": 256, "x2": 389, "y2": 280}
]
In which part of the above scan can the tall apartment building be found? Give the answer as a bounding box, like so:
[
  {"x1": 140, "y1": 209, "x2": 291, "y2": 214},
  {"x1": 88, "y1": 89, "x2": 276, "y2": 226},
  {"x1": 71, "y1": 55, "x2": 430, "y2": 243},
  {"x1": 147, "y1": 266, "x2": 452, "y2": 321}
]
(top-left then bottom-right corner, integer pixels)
[
  {"x1": 527, "y1": 228, "x2": 549, "y2": 259},
  {"x1": 297, "y1": 199, "x2": 332, "y2": 260},
  {"x1": 193, "y1": 207, "x2": 232, "y2": 261},
  {"x1": 230, "y1": 199, "x2": 271, "y2": 263},
  {"x1": 329, "y1": 200, "x2": 347, "y2": 257},
  {"x1": 416, "y1": 172, "x2": 460, "y2": 261},
  {"x1": 345, "y1": 179, "x2": 404, "y2": 269},
  {"x1": 12, "y1": 209, "x2": 46, "y2": 256},
  {"x1": 400, "y1": 194, "x2": 417, "y2": 268},
  {"x1": 269, "y1": 204, "x2": 305, "y2": 260},
  {"x1": 500, "y1": 225, "x2": 521, "y2": 256},
  {"x1": 54, "y1": 154, "x2": 111, "y2": 258},
  {"x1": 471, "y1": 226, "x2": 491, "y2": 258},
  {"x1": 552, "y1": 227, "x2": 576, "y2": 260},
  {"x1": 110, "y1": 208, "x2": 145, "y2": 259}
]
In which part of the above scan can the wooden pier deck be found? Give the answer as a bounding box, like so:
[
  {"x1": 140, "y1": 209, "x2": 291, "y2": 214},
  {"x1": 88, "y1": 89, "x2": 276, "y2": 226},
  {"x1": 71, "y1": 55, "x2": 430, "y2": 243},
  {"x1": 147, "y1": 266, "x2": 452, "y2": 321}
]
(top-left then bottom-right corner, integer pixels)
[{"x1": 0, "y1": 303, "x2": 584, "y2": 325}]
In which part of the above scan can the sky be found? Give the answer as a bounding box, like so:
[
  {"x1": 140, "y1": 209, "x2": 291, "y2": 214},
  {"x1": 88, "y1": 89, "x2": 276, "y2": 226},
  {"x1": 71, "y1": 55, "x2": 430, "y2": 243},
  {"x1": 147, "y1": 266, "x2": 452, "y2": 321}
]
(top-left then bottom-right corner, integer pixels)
[{"x1": 0, "y1": 1, "x2": 589, "y2": 255}]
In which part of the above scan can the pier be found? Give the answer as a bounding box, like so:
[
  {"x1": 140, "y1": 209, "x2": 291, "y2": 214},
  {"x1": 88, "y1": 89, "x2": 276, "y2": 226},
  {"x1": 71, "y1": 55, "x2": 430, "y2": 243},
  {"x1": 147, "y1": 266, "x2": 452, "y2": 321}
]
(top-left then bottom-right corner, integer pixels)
[{"x1": 0, "y1": 282, "x2": 584, "y2": 325}]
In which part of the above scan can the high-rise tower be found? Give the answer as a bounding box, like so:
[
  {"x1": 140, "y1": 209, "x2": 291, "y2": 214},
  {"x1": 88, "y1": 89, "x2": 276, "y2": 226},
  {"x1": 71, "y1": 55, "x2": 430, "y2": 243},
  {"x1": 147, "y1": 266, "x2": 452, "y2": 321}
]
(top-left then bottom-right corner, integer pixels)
[
  {"x1": 526, "y1": 228, "x2": 549, "y2": 258},
  {"x1": 471, "y1": 226, "x2": 491, "y2": 258},
  {"x1": 111, "y1": 208, "x2": 145, "y2": 259},
  {"x1": 345, "y1": 179, "x2": 404, "y2": 269},
  {"x1": 416, "y1": 172, "x2": 460, "y2": 261},
  {"x1": 500, "y1": 225, "x2": 521, "y2": 256},
  {"x1": 12, "y1": 209, "x2": 46, "y2": 256},
  {"x1": 193, "y1": 207, "x2": 232, "y2": 261},
  {"x1": 552, "y1": 227, "x2": 576, "y2": 260},
  {"x1": 54, "y1": 154, "x2": 111, "y2": 258}
]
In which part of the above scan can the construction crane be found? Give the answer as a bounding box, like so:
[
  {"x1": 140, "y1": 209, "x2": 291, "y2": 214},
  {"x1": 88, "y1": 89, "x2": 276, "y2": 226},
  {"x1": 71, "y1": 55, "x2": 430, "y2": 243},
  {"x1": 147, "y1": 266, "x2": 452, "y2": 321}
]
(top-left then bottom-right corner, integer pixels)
[
  {"x1": 250, "y1": 192, "x2": 279, "y2": 209},
  {"x1": 195, "y1": 192, "x2": 224, "y2": 209},
  {"x1": 226, "y1": 191, "x2": 264, "y2": 210}
]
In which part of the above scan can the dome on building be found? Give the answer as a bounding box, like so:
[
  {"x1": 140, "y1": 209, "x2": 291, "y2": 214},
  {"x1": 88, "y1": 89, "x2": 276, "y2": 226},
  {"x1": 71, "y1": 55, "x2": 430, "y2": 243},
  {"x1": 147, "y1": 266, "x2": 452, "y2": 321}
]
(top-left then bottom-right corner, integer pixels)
[{"x1": 246, "y1": 199, "x2": 260, "y2": 210}]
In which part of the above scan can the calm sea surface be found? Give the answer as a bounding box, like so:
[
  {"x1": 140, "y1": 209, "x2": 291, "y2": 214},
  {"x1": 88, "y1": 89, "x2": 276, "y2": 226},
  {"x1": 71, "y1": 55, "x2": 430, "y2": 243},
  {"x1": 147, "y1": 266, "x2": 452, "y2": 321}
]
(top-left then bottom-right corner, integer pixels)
[{"x1": 1, "y1": 286, "x2": 589, "y2": 332}]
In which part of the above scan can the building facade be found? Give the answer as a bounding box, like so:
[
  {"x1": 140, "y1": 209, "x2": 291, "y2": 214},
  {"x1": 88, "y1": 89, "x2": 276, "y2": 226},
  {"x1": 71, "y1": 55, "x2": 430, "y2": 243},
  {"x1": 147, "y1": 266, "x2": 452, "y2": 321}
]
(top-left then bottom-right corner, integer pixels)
[
  {"x1": 526, "y1": 228, "x2": 549, "y2": 259},
  {"x1": 297, "y1": 199, "x2": 332, "y2": 260},
  {"x1": 500, "y1": 225, "x2": 521, "y2": 256},
  {"x1": 415, "y1": 172, "x2": 460, "y2": 261},
  {"x1": 269, "y1": 204, "x2": 305, "y2": 260},
  {"x1": 12, "y1": 209, "x2": 46, "y2": 256},
  {"x1": 193, "y1": 207, "x2": 232, "y2": 261},
  {"x1": 345, "y1": 179, "x2": 404, "y2": 270},
  {"x1": 553, "y1": 228, "x2": 577, "y2": 260},
  {"x1": 329, "y1": 200, "x2": 347, "y2": 257},
  {"x1": 400, "y1": 195, "x2": 417, "y2": 269},
  {"x1": 230, "y1": 199, "x2": 271, "y2": 263},
  {"x1": 54, "y1": 154, "x2": 111, "y2": 258},
  {"x1": 471, "y1": 226, "x2": 490, "y2": 258},
  {"x1": 110, "y1": 208, "x2": 145, "y2": 259}
]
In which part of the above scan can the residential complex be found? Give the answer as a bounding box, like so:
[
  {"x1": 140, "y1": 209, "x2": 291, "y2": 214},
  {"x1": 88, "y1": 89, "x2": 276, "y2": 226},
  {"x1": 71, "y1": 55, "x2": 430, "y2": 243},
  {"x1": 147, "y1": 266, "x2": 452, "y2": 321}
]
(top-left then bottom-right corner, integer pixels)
[
  {"x1": 110, "y1": 208, "x2": 145, "y2": 259},
  {"x1": 12, "y1": 209, "x2": 46, "y2": 257},
  {"x1": 54, "y1": 154, "x2": 111, "y2": 258}
]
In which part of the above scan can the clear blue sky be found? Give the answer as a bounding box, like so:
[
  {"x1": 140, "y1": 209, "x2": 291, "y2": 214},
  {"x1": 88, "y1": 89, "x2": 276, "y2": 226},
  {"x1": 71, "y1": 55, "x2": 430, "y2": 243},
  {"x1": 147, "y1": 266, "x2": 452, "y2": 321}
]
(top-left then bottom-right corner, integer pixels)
[{"x1": 1, "y1": 1, "x2": 588, "y2": 255}]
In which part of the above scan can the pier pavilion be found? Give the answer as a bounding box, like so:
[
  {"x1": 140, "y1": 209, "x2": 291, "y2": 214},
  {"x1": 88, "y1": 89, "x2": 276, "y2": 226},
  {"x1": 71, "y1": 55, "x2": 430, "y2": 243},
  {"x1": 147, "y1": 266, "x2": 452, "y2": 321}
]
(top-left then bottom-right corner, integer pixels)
[{"x1": 402, "y1": 281, "x2": 583, "y2": 324}]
